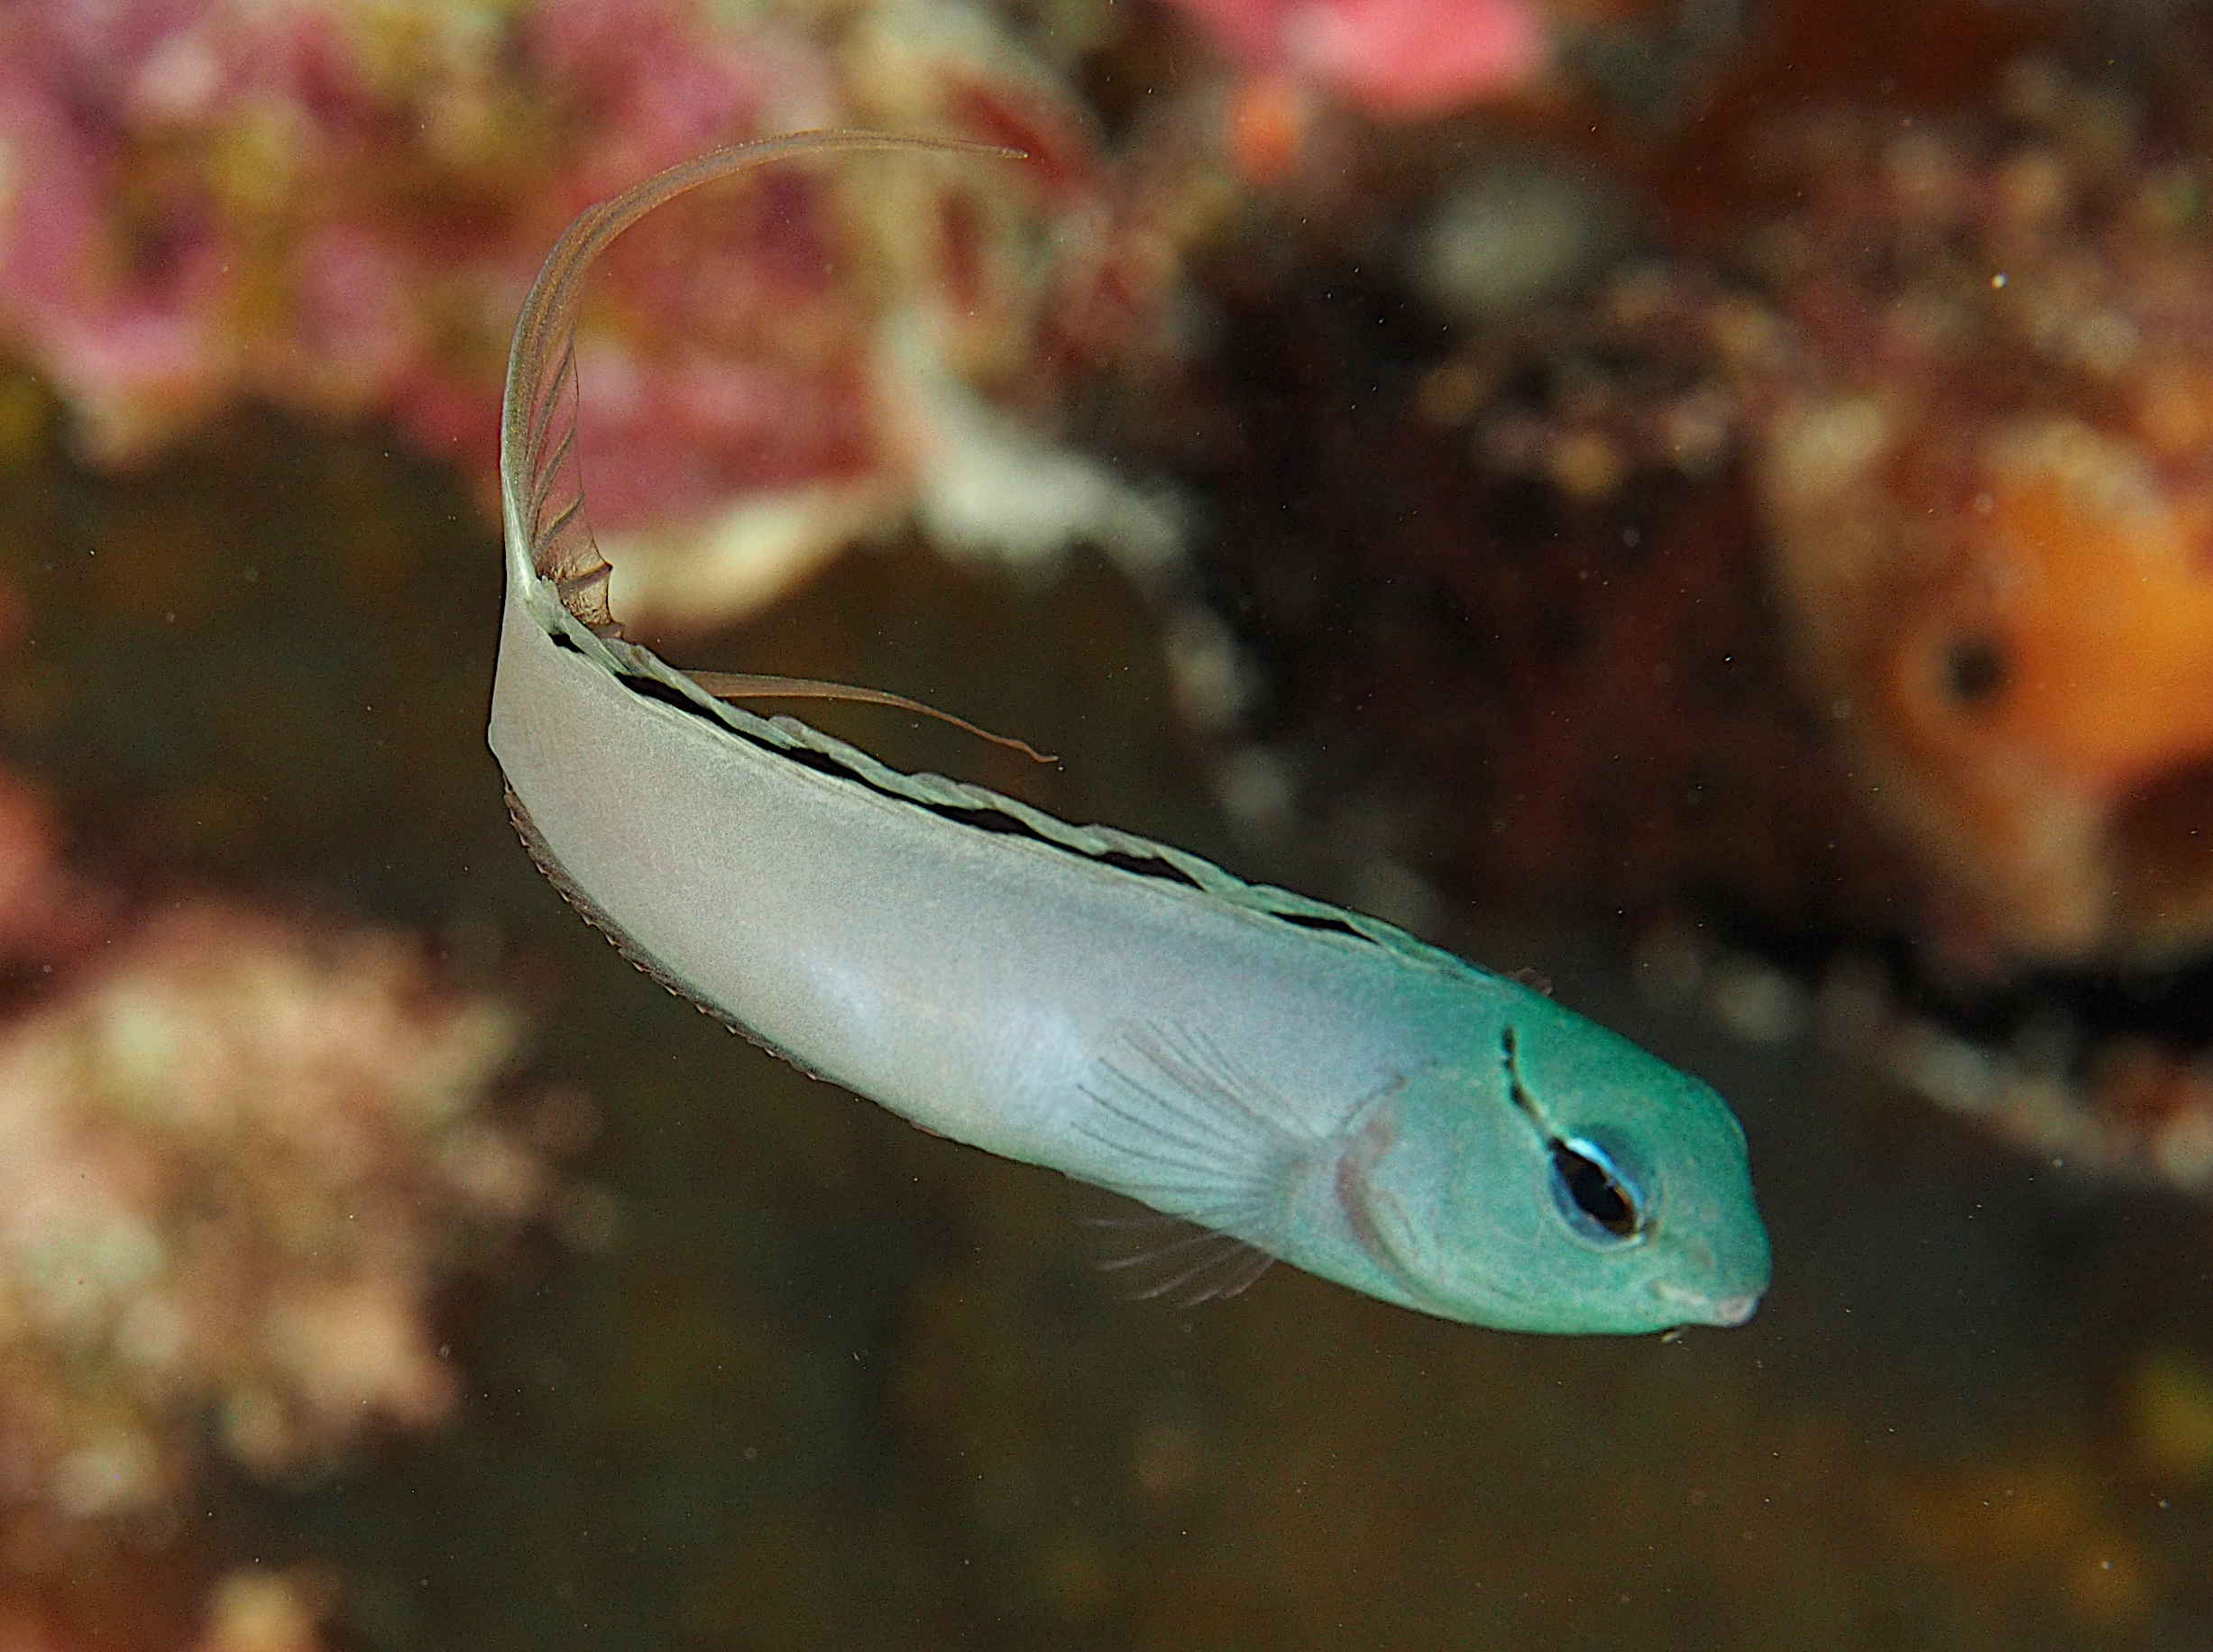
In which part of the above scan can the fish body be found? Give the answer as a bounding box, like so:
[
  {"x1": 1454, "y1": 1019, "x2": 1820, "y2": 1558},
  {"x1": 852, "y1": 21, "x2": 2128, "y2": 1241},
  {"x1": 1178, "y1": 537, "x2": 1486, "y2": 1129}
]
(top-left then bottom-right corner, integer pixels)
[{"x1": 488, "y1": 133, "x2": 1769, "y2": 1334}]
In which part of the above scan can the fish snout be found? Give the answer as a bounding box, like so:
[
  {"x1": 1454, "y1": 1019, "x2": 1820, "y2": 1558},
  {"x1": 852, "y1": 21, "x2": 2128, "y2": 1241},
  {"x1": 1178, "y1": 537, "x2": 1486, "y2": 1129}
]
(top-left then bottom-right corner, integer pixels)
[
  {"x1": 1654, "y1": 1279, "x2": 1763, "y2": 1328},
  {"x1": 1701, "y1": 1291, "x2": 1761, "y2": 1327}
]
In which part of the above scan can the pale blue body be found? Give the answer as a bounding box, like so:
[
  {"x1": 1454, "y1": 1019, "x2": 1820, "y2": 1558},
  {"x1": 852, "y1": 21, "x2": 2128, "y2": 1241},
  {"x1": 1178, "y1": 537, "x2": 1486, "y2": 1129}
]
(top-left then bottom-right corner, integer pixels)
[{"x1": 487, "y1": 134, "x2": 1770, "y2": 1334}]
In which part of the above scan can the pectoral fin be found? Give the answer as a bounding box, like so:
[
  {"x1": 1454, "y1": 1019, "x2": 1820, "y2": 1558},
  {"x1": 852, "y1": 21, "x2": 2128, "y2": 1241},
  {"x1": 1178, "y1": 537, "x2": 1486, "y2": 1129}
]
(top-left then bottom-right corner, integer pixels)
[{"x1": 1070, "y1": 1020, "x2": 1311, "y2": 1243}]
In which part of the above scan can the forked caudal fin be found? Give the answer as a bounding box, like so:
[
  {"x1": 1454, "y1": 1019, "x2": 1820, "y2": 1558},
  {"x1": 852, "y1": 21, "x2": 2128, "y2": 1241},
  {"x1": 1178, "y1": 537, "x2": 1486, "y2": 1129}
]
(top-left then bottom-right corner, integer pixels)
[{"x1": 497, "y1": 129, "x2": 1026, "y2": 638}]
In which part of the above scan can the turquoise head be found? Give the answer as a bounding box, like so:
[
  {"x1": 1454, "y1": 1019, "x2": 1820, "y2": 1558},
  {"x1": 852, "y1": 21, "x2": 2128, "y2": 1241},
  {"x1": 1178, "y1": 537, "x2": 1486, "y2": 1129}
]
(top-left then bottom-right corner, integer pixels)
[{"x1": 1336, "y1": 975, "x2": 1770, "y2": 1335}]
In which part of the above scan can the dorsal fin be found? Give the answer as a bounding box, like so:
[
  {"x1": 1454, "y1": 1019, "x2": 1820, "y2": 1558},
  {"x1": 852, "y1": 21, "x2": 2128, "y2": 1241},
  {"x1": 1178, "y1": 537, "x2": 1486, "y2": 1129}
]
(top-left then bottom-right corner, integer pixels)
[
  {"x1": 685, "y1": 671, "x2": 1056, "y2": 764},
  {"x1": 498, "y1": 130, "x2": 1024, "y2": 637},
  {"x1": 498, "y1": 132, "x2": 1491, "y2": 990}
]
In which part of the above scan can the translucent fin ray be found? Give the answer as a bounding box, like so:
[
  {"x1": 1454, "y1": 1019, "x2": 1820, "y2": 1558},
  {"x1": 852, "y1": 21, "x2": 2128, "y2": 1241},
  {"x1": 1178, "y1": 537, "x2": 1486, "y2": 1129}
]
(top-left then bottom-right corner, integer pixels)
[
  {"x1": 1087, "y1": 1213, "x2": 1279, "y2": 1304},
  {"x1": 687, "y1": 672, "x2": 1055, "y2": 764},
  {"x1": 1070, "y1": 1018, "x2": 1312, "y2": 1231}
]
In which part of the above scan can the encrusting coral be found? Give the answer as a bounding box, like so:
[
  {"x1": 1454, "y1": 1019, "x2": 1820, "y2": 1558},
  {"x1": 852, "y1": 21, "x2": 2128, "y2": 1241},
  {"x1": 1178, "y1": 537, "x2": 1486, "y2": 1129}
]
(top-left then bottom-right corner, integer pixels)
[
  {"x1": 0, "y1": 719, "x2": 588, "y2": 1572},
  {"x1": 1739, "y1": 64, "x2": 2213, "y2": 964},
  {"x1": 0, "y1": 0, "x2": 1190, "y2": 629},
  {"x1": 0, "y1": 900, "x2": 540, "y2": 1538},
  {"x1": 1421, "y1": 56, "x2": 2213, "y2": 966}
]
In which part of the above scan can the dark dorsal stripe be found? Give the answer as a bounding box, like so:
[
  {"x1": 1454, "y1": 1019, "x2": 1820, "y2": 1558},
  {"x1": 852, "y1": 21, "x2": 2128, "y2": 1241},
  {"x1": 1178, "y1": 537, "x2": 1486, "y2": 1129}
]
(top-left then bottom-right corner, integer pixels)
[{"x1": 579, "y1": 636, "x2": 1373, "y2": 940}]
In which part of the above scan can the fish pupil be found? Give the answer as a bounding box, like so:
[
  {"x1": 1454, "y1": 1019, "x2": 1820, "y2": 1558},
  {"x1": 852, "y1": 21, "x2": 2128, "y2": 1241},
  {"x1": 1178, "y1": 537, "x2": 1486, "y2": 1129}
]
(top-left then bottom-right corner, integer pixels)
[{"x1": 1550, "y1": 1140, "x2": 1639, "y2": 1239}]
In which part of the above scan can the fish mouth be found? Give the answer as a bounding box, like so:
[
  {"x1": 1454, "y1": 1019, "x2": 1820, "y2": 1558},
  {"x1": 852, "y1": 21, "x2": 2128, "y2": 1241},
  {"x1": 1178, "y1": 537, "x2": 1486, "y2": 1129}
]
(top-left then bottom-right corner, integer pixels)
[
  {"x1": 1656, "y1": 1281, "x2": 1762, "y2": 1328},
  {"x1": 1700, "y1": 1291, "x2": 1762, "y2": 1327}
]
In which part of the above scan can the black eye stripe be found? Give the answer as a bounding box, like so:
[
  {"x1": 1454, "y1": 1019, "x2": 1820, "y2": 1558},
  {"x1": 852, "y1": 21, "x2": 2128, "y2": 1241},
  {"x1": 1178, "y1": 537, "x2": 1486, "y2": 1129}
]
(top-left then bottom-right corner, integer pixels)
[{"x1": 1499, "y1": 1026, "x2": 1538, "y2": 1121}]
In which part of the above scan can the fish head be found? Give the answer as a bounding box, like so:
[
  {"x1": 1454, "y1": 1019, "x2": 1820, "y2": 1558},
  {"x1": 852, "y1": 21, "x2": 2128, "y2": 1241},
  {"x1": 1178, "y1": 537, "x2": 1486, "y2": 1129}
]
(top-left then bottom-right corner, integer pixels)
[{"x1": 1344, "y1": 979, "x2": 1770, "y2": 1335}]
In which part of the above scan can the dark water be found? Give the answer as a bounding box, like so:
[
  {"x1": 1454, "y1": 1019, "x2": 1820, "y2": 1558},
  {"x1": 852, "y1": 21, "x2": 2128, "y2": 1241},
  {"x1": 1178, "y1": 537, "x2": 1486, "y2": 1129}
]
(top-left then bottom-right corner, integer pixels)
[{"x1": 2, "y1": 403, "x2": 2209, "y2": 1652}]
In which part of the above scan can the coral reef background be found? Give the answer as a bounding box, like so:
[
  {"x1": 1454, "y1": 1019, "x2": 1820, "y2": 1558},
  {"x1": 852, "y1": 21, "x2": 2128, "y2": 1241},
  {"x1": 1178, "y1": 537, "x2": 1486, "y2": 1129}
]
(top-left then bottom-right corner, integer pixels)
[{"x1": 0, "y1": 0, "x2": 2210, "y2": 1648}]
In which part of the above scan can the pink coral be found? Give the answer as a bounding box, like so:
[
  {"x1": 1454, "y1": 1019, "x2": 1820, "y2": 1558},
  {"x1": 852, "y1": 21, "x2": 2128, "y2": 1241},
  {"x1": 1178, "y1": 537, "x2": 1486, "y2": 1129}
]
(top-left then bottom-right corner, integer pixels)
[
  {"x1": 1175, "y1": 0, "x2": 1549, "y2": 115},
  {"x1": 0, "y1": 0, "x2": 646, "y2": 470},
  {"x1": 0, "y1": 0, "x2": 230, "y2": 456},
  {"x1": 1161, "y1": 0, "x2": 1547, "y2": 182},
  {"x1": 0, "y1": 0, "x2": 1165, "y2": 620}
]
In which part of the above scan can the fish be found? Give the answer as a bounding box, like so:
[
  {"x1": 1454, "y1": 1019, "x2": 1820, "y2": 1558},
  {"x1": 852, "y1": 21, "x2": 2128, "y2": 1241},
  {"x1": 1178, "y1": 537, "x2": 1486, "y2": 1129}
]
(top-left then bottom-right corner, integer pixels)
[{"x1": 486, "y1": 131, "x2": 1769, "y2": 1334}]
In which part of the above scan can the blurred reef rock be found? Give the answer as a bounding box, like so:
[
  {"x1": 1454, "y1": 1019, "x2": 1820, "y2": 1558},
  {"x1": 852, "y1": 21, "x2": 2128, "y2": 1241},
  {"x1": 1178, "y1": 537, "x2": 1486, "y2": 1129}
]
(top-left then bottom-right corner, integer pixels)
[
  {"x1": 1377, "y1": 52, "x2": 2213, "y2": 968},
  {"x1": 0, "y1": 574, "x2": 588, "y2": 1641},
  {"x1": 0, "y1": 781, "x2": 582, "y2": 1528}
]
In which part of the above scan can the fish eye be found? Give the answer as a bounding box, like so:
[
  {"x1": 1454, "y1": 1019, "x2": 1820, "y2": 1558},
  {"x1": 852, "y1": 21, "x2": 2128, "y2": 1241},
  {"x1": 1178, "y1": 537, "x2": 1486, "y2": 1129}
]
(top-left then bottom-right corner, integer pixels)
[{"x1": 1548, "y1": 1136, "x2": 1644, "y2": 1244}]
